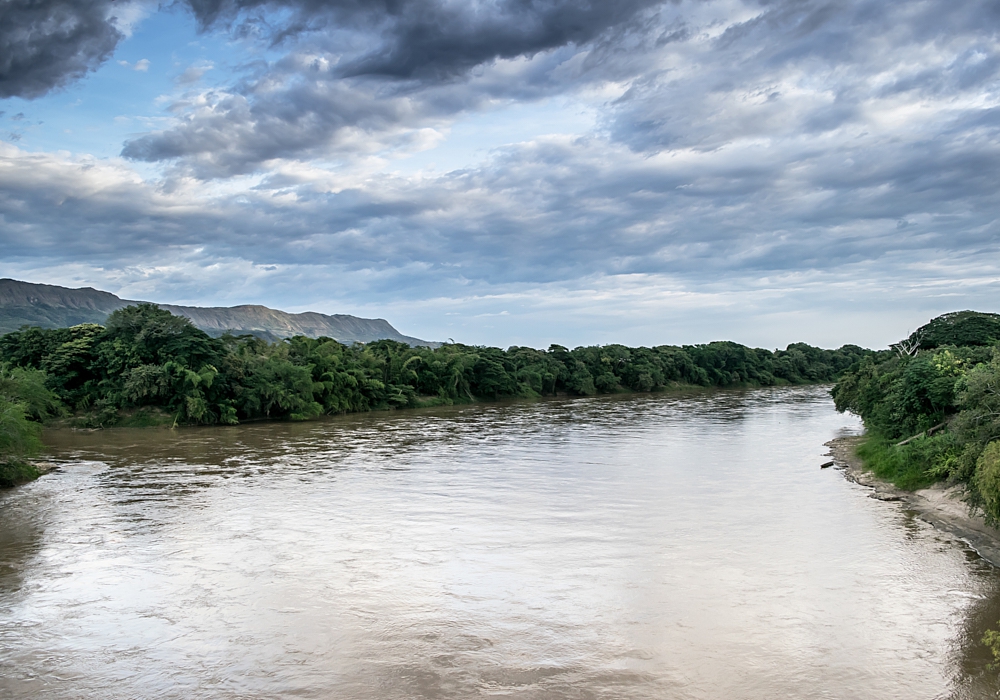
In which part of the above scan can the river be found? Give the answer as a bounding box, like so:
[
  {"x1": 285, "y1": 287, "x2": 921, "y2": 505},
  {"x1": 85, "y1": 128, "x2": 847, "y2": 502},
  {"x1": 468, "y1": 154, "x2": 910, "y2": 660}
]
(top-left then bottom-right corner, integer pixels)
[{"x1": 2, "y1": 386, "x2": 999, "y2": 698}]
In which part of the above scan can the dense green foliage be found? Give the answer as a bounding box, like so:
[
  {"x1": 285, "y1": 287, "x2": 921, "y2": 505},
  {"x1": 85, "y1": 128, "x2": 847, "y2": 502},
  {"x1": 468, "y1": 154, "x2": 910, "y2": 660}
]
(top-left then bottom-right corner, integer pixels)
[
  {"x1": 833, "y1": 313, "x2": 1000, "y2": 518},
  {"x1": 0, "y1": 459, "x2": 41, "y2": 488},
  {"x1": 853, "y1": 433, "x2": 962, "y2": 491},
  {"x1": 907, "y1": 311, "x2": 1000, "y2": 350},
  {"x1": 0, "y1": 304, "x2": 868, "y2": 435},
  {"x1": 0, "y1": 363, "x2": 62, "y2": 486},
  {"x1": 832, "y1": 346, "x2": 992, "y2": 440}
]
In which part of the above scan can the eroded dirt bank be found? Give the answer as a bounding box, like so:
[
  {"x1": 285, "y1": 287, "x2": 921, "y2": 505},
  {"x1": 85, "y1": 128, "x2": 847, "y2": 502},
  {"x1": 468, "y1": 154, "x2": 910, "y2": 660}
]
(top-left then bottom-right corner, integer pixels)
[{"x1": 827, "y1": 436, "x2": 1000, "y2": 568}]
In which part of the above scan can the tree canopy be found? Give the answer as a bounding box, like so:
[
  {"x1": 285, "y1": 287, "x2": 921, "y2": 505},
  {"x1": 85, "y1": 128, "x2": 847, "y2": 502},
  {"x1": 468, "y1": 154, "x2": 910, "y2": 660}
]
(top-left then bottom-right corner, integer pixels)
[
  {"x1": 0, "y1": 304, "x2": 870, "y2": 432},
  {"x1": 833, "y1": 312, "x2": 1000, "y2": 518},
  {"x1": 908, "y1": 311, "x2": 1000, "y2": 350}
]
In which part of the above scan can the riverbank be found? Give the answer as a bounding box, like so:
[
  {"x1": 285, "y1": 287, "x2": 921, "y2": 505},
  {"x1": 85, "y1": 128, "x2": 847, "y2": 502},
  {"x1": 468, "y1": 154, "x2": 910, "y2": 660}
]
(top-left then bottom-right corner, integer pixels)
[
  {"x1": 827, "y1": 435, "x2": 1000, "y2": 568},
  {"x1": 45, "y1": 380, "x2": 814, "y2": 434}
]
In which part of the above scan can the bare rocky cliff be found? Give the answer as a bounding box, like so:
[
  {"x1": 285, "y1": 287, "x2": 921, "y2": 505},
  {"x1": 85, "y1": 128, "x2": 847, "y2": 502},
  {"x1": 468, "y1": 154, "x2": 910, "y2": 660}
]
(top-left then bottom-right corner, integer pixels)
[{"x1": 0, "y1": 279, "x2": 433, "y2": 346}]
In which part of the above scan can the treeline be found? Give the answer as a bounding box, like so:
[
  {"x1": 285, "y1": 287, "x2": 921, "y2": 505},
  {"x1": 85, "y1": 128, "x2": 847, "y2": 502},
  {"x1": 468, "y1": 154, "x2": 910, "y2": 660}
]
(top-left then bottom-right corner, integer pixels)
[
  {"x1": 0, "y1": 303, "x2": 869, "y2": 460},
  {"x1": 832, "y1": 311, "x2": 1000, "y2": 519}
]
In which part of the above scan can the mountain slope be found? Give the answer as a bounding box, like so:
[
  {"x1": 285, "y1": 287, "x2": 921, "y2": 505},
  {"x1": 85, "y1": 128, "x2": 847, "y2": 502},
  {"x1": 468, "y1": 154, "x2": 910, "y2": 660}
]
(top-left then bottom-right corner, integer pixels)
[
  {"x1": 0, "y1": 280, "x2": 127, "y2": 332},
  {"x1": 0, "y1": 279, "x2": 432, "y2": 346}
]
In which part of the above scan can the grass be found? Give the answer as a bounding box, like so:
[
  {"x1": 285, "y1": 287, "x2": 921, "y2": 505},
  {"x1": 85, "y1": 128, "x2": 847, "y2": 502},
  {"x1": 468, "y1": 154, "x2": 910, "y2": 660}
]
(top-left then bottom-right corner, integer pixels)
[
  {"x1": 856, "y1": 431, "x2": 961, "y2": 491},
  {"x1": 0, "y1": 460, "x2": 41, "y2": 488}
]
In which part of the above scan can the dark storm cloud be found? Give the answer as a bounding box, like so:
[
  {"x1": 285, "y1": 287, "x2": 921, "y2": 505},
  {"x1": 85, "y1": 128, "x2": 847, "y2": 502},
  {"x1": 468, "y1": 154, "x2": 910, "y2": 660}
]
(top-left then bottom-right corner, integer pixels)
[
  {"x1": 118, "y1": 46, "x2": 579, "y2": 177},
  {"x1": 0, "y1": 0, "x2": 657, "y2": 101},
  {"x1": 123, "y1": 0, "x2": 1000, "y2": 178},
  {"x1": 120, "y1": 76, "x2": 424, "y2": 177},
  {"x1": 0, "y1": 0, "x2": 123, "y2": 99},
  {"x1": 122, "y1": 0, "x2": 662, "y2": 177},
  {"x1": 184, "y1": 0, "x2": 663, "y2": 80}
]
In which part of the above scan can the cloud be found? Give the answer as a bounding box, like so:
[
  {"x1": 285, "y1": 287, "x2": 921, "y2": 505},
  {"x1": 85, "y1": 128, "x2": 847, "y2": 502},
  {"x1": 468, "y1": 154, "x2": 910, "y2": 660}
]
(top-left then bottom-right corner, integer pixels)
[
  {"x1": 5, "y1": 0, "x2": 1000, "y2": 347},
  {"x1": 118, "y1": 58, "x2": 150, "y2": 72},
  {"x1": 120, "y1": 0, "x2": 1000, "y2": 184},
  {"x1": 0, "y1": 0, "x2": 125, "y2": 99},
  {"x1": 184, "y1": 0, "x2": 663, "y2": 80},
  {"x1": 604, "y1": 0, "x2": 1000, "y2": 155},
  {"x1": 121, "y1": 75, "x2": 438, "y2": 178},
  {"x1": 13, "y1": 1, "x2": 1000, "y2": 281},
  {"x1": 0, "y1": 0, "x2": 657, "y2": 102},
  {"x1": 176, "y1": 61, "x2": 214, "y2": 85},
  {"x1": 7, "y1": 107, "x2": 1000, "y2": 295},
  {"x1": 120, "y1": 0, "x2": 660, "y2": 178},
  {"x1": 120, "y1": 43, "x2": 593, "y2": 177}
]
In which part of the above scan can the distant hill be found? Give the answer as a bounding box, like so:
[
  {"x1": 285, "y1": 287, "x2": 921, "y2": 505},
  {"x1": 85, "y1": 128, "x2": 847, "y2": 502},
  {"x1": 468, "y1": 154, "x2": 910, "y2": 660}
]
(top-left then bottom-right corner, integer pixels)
[{"x1": 0, "y1": 279, "x2": 434, "y2": 346}]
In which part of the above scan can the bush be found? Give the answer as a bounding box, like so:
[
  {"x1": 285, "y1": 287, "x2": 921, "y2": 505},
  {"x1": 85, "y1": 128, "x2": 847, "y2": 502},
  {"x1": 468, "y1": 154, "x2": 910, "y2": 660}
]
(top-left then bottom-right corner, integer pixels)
[
  {"x1": 0, "y1": 395, "x2": 43, "y2": 487},
  {"x1": 856, "y1": 432, "x2": 959, "y2": 491},
  {"x1": 0, "y1": 397, "x2": 42, "y2": 464},
  {"x1": 973, "y1": 442, "x2": 1000, "y2": 522},
  {"x1": 0, "y1": 364, "x2": 62, "y2": 420},
  {"x1": 0, "y1": 460, "x2": 41, "y2": 488}
]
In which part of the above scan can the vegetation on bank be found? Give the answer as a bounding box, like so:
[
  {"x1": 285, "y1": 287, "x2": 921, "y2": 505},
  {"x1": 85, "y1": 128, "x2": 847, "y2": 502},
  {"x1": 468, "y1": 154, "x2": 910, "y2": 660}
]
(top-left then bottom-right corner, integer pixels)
[
  {"x1": 832, "y1": 311, "x2": 1000, "y2": 519},
  {"x1": 0, "y1": 364, "x2": 55, "y2": 486},
  {"x1": 0, "y1": 303, "x2": 871, "y2": 485}
]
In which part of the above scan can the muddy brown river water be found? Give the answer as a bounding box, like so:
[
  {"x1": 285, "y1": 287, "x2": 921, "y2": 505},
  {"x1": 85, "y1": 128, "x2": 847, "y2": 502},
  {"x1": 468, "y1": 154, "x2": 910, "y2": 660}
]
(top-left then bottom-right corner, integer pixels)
[{"x1": 2, "y1": 386, "x2": 1000, "y2": 698}]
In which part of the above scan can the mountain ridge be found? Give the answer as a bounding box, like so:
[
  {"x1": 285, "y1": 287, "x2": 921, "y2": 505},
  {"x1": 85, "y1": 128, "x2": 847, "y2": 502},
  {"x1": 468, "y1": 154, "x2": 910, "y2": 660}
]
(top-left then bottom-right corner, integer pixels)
[{"x1": 0, "y1": 279, "x2": 433, "y2": 346}]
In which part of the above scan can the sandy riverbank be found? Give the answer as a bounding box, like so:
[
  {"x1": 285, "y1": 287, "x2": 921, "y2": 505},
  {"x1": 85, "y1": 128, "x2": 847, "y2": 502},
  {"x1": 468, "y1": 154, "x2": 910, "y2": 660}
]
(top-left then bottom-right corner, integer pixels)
[{"x1": 826, "y1": 436, "x2": 1000, "y2": 568}]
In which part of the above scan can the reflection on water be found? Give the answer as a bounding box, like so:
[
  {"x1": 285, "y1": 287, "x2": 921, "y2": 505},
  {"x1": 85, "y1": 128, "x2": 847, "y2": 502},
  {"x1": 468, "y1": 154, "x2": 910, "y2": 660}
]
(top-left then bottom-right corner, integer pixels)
[{"x1": 2, "y1": 386, "x2": 1000, "y2": 698}]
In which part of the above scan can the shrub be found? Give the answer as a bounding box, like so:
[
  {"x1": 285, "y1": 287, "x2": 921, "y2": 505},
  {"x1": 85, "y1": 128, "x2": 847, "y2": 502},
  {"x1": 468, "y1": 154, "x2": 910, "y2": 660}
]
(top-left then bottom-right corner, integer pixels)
[
  {"x1": 0, "y1": 395, "x2": 43, "y2": 488},
  {"x1": 973, "y1": 442, "x2": 1000, "y2": 522},
  {"x1": 0, "y1": 397, "x2": 42, "y2": 464},
  {"x1": 856, "y1": 432, "x2": 959, "y2": 491},
  {"x1": 0, "y1": 460, "x2": 41, "y2": 488}
]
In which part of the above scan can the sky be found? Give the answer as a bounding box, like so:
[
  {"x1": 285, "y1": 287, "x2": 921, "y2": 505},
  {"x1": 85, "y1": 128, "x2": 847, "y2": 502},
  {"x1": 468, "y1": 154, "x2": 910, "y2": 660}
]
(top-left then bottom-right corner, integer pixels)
[{"x1": 1, "y1": 0, "x2": 999, "y2": 350}]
